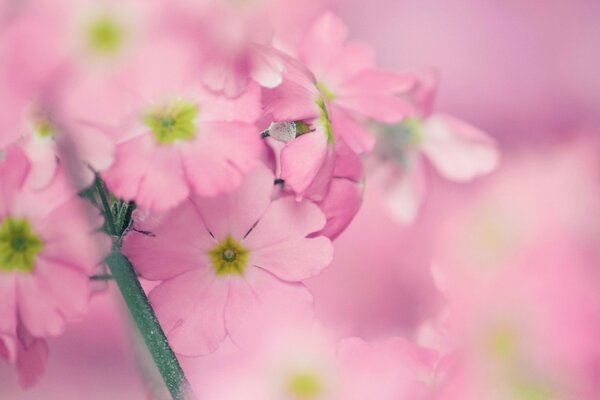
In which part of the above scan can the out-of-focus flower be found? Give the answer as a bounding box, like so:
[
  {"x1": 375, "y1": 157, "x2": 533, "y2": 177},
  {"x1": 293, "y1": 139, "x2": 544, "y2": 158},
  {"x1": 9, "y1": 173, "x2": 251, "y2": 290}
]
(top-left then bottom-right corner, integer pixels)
[
  {"x1": 426, "y1": 140, "x2": 600, "y2": 399},
  {"x1": 99, "y1": 41, "x2": 264, "y2": 211},
  {"x1": 196, "y1": 327, "x2": 438, "y2": 400},
  {"x1": 372, "y1": 71, "x2": 499, "y2": 224},
  {"x1": 122, "y1": 165, "x2": 333, "y2": 356},
  {"x1": 0, "y1": 147, "x2": 110, "y2": 386},
  {"x1": 161, "y1": 0, "x2": 297, "y2": 97}
]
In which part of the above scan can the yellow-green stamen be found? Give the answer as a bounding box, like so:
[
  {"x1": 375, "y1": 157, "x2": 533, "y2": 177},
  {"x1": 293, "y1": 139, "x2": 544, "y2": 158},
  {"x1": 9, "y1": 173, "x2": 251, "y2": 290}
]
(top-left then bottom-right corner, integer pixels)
[
  {"x1": 208, "y1": 236, "x2": 249, "y2": 276},
  {"x1": 316, "y1": 98, "x2": 334, "y2": 144},
  {"x1": 316, "y1": 81, "x2": 335, "y2": 101},
  {"x1": 0, "y1": 217, "x2": 43, "y2": 273},
  {"x1": 143, "y1": 101, "x2": 199, "y2": 144}
]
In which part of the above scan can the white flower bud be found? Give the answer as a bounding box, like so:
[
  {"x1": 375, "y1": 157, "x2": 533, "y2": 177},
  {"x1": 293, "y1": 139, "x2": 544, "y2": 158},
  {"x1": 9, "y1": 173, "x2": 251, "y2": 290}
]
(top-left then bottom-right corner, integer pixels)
[{"x1": 267, "y1": 122, "x2": 297, "y2": 143}]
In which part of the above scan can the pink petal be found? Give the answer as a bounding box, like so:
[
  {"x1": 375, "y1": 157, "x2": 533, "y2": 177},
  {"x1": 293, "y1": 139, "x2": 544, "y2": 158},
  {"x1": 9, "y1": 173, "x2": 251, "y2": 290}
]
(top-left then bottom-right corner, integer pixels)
[
  {"x1": 333, "y1": 139, "x2": 363, "y2": 181},
  {"x1": 329, "y1": 106, "x2": 376, "y2": 154},
  {"x1": 21, "y1": 136, "x2": 57, "y2": 190},
  {"x1": 37, "y1": 198, "x2": 109, "y2": 275},
  {"x1": 319, "y1": 42, "x2": 375, "y2": 89},
  {"x1": 181, "y1": 121, "x2": 262, "y2": 198},
  {"x1": 336, "y1": 94, "x2": 414, "y2": 123},
  {"x1": 122, "y1": 201, "x2": 215, "y2": 281},
  {"x1": 0, "y1": 274, "x2": 17, "y2": 334},
  {"x1": 191, "y1": 164, "x2": 274, "y2": 240},
  {"x1": 299, "y1": 145, "x2": 336, "y2": 202},
  {"x1": 224, "y1": 268, "x2": 314, "y2": 348},
  {"x1": 385, "y1": 160, "x2": 427, "y2": 225},
  {"x1": 149, "y1": 268, "x2": 228, "y2": 356},
  {"x1": 337, "y1": 337, "x2": 438, "y2": 400},
  {"x1": 420, "y1": 113, "x2": 500, "y2": 181},
  {"x1": 263, "y1": 79, "x2": 320, "y2": 122},
  {"x1": 16, "y1": 337, "x2": 48, "y2": 389},
  {"x1": 250, "y1": 45, "x2": 285, "y2": 89},
  {"x1": 17, "y1": 259, "x2": 91, "y2": 337},
  {"x1": 314, "y1": 178, "x2": 363, "y2": 240},
  {"x1": 299, "y1": 12, "x2": 349, "y2": 78},
  {"x1": 340, "y1": 68, "x2": 416, "y2": 95},
  {"x1": 103, "y1": 135, "x2": 190, "y2": 211},
  {"x1": 0, "y1": 334, "x2": 17, "y2": 364},
  {"x1": 245, "y1": 197, "x2": 332, "y2": 281},
  {"x1": 0, "y1": 147, "x2": 30, "y2": 215},
  {"x1": 200, "y1": 82, "x2": 262, "y2": 123},
  {"x1": 280, "y1": 130, "x2": 329, "y2": 196}
]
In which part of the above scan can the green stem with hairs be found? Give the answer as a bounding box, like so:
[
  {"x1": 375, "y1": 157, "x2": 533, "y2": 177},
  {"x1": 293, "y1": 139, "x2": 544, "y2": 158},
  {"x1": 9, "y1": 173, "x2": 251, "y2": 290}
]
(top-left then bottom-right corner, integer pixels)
[{"x1": 95, "y1": 178, "x2": 194, "y2": 400}]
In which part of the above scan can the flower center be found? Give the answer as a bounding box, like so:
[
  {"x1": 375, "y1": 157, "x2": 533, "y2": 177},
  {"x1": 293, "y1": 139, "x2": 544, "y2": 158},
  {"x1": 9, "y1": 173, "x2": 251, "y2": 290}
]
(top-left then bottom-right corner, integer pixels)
[
  {"x1": 143, "y1": 101, "x2": 199, "y2": 144},
  {"x1": 287, "y1": 371, "x2": 323, "y2": 398},
  {"x1": 0, "y1": 217, "x2": 43, "y2": 273},
  {"x1": 85, "y1": 14, "x2": 126, "y2": 56},
  {"x1": 208, "y1": 236, "x2": 249, "y2": 276},
  {"x1": 374, "y1": 117, "x2": 423, "y2": 165}
]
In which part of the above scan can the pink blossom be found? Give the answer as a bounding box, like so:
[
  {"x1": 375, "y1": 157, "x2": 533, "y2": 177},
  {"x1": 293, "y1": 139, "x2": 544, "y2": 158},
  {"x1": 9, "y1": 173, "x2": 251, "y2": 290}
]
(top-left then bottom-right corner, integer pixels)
[
  {"x1": 0, "y1": 147, "x2": 110, "y2": 385},
  {"x1": 373, "y1": 71, "x2": 499, "y2": 224},
  {"x1": 159, "y1": 0, "x2": 289, "y2": 98},
  {"x1": 426, "y1": 142, "x2": 600, "y2": 399},
  {"x1": 193, "y1": 327, "x2": 437, "y2": 400},
  {"x1": 295, "y1": 12, "x2": 415, "y2": 155},
  {"x1": 97, "y1": 40, "x2": 264, "y2": 211},
  {"x1": 122, "y1": 165, "x2": 333, "y2": 356}
]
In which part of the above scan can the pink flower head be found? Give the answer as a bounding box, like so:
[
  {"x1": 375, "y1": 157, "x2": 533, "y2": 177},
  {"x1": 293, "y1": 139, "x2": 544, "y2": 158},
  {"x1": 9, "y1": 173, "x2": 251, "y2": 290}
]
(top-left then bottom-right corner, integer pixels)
[
  {"x1": 373, "y1": 70, "x2": 500, "y2": 224},
  {"x1": 0, "y1": 147, "x2": 109, "y2": 370},
  {"x1": 160, "y1": 0, "x2": 288, "y2": 98},
  {"x1": 122, "y1": 164, "x2": 333, "y2": 356},
  {"x1": 195, "y1": 327, "x2": 437, "y2": 400},
  {"x1": 296, "y1": 12, "x2": 415, "y2": 155},
  {"x1": 97, "y1": 40, "x2": 264, "y2": 211},
  {"x1": 0, "y1": 0, "x2": 155, "y2": 187}
]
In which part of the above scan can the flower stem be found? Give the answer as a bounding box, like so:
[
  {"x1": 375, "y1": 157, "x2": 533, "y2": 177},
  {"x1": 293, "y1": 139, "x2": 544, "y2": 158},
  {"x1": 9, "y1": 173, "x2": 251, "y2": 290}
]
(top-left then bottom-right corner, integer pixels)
[
  {"x1": 105, "y1": 250, "x2": 194, "y2": 399},
  {"x1": 95, "y1": 178, "x2": 194, "y2": 400}
]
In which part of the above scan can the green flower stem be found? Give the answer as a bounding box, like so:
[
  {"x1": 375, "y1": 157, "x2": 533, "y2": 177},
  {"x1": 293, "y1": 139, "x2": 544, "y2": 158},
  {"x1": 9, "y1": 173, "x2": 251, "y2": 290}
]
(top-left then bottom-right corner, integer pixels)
[{"x1": 95, "y1": 178, "x2": 194, "y2": 400}]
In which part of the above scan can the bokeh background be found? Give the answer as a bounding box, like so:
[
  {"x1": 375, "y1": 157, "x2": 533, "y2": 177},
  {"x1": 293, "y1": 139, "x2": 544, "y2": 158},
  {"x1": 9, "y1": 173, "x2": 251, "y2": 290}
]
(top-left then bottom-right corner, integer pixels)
[{"x1": 2, "y1": 0, "x2": 599, "y2": 398}]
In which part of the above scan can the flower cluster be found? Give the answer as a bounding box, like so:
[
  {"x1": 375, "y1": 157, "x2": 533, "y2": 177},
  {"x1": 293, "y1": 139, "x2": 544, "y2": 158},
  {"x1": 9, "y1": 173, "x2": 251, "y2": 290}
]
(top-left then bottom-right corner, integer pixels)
[{"x1": 14, "y1": 1, "x2": 598, "y2": 400}]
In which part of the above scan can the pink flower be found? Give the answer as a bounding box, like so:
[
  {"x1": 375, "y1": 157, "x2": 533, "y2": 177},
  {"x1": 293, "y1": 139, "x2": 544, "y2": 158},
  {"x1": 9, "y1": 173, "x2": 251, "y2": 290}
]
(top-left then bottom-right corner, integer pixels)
[
  {"x1": 122, "y1": 164, "x2": 333, "y2": 356},
  {"x1": 373, "y1": 71, "x2": 500, "y2": 224},
  {"x1": 295, "y1": 12, "x2": 415, "y2": 155},
  {"x1": 161, "y1": 0, "x2": 287, "y2": 97},
  {"x1": 193, "y1": 327, "x2": 437, "y2": 400},
  {"x1": 97, "y1": 40, "x2": 264, "y2": 211},
  {"x1": 0, "y1": 147, "x2": 110, "y2": 384},
  {"x1": 426, "y1": 142, "x2": 600, "y2": 399}
]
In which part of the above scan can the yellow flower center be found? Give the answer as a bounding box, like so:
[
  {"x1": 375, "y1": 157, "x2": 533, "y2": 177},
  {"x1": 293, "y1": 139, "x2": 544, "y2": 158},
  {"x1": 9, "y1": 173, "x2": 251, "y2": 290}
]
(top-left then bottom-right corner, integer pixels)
[
  {"x1": 287, "y1": 371, "x2": 324, "y2": 399},
  {"x1": 86, "y1": 14, "x2": 126, "y2": 56},
  {"x1": 143, "y1": 101, "x2": 199, "y2": 144},
  {"x1": 208, "y1": 236, "x2": 249, "y2": 276},
  {"x1": 0, "y1": 217, "x2": 43, "y2": 273}
]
